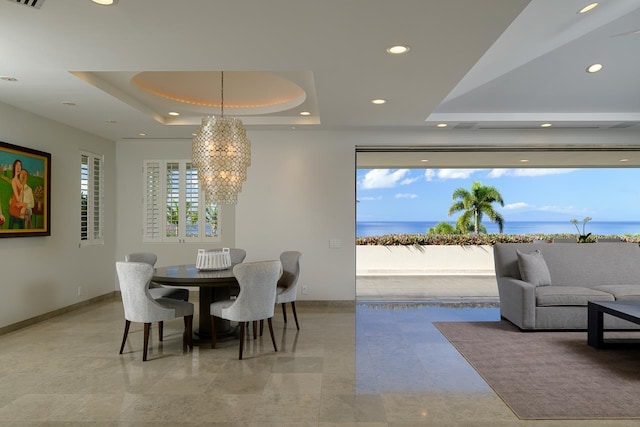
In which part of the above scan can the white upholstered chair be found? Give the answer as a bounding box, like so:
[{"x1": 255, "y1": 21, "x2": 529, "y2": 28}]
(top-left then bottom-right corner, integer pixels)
[
  {"x1": 125, "y1": 252, "x2": 189, "y2": 301},
  {"x1": 116, "y1": 261, "x2": 194, "y2": 361},
  {"x1": 210, "y1": 260, "x2": 281, "y2": 360},
  {"x1": 229, "y1": 248, "x2": 247, "y2": 264},
  {"x1": 125, "y1": 252, "x2": 189, "y2": 341},
  {"x1": 276, "y1": 251, "x2": 302, "y2": 330}
]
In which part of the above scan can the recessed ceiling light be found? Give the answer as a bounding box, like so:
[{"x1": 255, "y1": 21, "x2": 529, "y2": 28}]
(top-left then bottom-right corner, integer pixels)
[
  {"x1": 386, "y1": 45, "x2": 410, "y2": 55},
  {"x1": 436, "y1": 123, "x2": 447, "y2": 128},
  {"x1": 520, "y1": 159, "x2": 529, "y2": 163},
  {"x1": 92, "y1": 0, "x2": 116, "y2": 5},
  {"x1": 300, "y1": 111, "x2": 311, "y2": 116},
  {"x1": 61, "y1": 101, "x2": 76, "y2": 106},
  {"x1": 191, "y1": 133, "x2": 197, "y2": 136},
  {"x1": 620, "y1": 158, "x2": 630, "y2": 162},
  {"x1": 420, "y1": 159, "x2": 429, "y2": 163},
  {"x1": 578, "y1": 2, "x2": 598, "y2": 14},
  {"x1": 0, "y1": 76, "x2": 17, "y2": 82},
  {"x1": 168, "y1": 111, "x2": 180, "y2": 116},
  {"x1": 139, "y1": 133, "x2": 147, "y2": 136},
  {"x1": 586, "y1": 63, "x2": 603, "y2": 73},
  {"x1": 371, "y1": 99, "x2": 386, "y2": 105},
  {"x1": 540, "y1": 123, "x2": 552, "y2": 128}
]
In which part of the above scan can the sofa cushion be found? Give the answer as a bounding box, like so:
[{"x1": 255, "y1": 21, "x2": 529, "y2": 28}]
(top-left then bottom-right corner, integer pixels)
[
  {"x1": 593, "y1": 285, "x2": 640, "y2": 301},
  {"x1": 517, "y1": 249, "x2": 552, "y2": 287},
  {"x1": 535, "y1": 286, "x2": 615, "y2": 307}
]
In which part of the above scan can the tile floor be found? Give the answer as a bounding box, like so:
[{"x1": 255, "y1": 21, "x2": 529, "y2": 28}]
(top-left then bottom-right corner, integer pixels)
[{"x1": 1, "y1": 296, "x2": 639, "y2": 426}]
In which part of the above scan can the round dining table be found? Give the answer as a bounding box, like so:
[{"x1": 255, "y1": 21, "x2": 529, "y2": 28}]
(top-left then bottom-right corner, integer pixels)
[{"x1": 152, "y1": 264, "x2": 239, "y2": 340}]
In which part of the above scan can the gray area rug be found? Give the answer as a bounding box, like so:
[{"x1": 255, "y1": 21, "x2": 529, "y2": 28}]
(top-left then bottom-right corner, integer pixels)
[{"x1": 434, "y1": 320, "x2": 640, "y2": 420}]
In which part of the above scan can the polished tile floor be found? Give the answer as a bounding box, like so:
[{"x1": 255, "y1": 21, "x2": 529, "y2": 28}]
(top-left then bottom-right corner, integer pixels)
[{"x1": 1, "y1": 297, "x2": 639, "y2": 426}]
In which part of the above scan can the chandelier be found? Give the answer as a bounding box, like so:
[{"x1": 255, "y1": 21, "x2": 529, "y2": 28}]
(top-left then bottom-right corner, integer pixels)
[{"x1": 192, "y1": 71, "x2": 251, "y2": 205}]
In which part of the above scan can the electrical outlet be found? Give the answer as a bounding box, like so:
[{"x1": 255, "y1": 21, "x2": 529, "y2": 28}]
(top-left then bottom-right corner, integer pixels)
[
  {"x1": 302, "y1": 286, "x2": 309, "y2": 295},
  {"x1": 77, "y1": 286, "x2": 83, "y2": 296}
]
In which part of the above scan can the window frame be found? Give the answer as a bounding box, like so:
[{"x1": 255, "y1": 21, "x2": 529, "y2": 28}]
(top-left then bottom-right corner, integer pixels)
[
  {"x1": 143, "y1": 159, "x2": 221, "y2": 243},
  {"x1": 80, "y1": 151, "x2": 104, "y2": 246}
]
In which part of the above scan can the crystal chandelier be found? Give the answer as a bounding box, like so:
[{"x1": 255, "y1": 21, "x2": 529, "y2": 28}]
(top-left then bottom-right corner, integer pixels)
[{"x1": 192, "y1": 71, "x2": 251, "y2": 205}]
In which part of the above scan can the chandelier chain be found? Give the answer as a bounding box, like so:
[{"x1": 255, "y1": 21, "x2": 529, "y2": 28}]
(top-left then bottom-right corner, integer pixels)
[{"x1": 221, "y1": 71, "x2": 224, "y2": 117}]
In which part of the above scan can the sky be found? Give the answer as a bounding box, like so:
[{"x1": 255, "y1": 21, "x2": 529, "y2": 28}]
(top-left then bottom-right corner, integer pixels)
[{"x1": 356, "y1": 168, "x2": 640, "y2": 223}]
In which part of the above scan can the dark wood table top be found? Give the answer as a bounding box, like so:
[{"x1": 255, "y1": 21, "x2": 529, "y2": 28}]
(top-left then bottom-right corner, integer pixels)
[{"x1": 152, "y1": 264, "x2": 237, "y2": 287}]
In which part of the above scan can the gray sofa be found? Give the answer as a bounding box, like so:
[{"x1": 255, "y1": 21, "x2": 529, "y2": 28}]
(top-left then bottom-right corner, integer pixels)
[{"x1": 493, "y1": 242, "x2": 640, "y2": 330}]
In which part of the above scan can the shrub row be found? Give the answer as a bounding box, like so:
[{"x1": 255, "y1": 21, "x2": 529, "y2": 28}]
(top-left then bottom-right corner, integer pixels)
[{"x1": 355, "y1": 233, "x2": 640, "y2": 246}]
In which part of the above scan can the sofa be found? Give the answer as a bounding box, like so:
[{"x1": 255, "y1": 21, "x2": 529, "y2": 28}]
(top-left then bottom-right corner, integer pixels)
[{"x1": 493, "y1": 242, "x2": 640, "y2": 330}]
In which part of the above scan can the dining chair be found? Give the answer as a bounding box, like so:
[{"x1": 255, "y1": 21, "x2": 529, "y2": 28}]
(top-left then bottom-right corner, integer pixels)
[
  {"x1": 276, "y1": 251, "x2": 302, "y2": 330},
  {"x1": 229, "y1": 248, "x2": 247, "y2": 264},
  {"x1": 228, "y1": 248, "x2": 247, "y2": 300},
  {"x1": 116, "y1": 261, "x2": 193, "y2": 361},
  {"x1": 210, "y1": 260, "x2": 281, "y2": 360},
  {"x1": 125, "y1": 252, "x2": 189, "y2": 341},
  {"x1": 125, "y1": 252, "x2": 189, "y2": 301}
]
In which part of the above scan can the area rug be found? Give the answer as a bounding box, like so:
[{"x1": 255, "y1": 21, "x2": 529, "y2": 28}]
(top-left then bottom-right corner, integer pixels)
[{"x1": 434, "y1": 321, "x2": 640, "y2": 420}]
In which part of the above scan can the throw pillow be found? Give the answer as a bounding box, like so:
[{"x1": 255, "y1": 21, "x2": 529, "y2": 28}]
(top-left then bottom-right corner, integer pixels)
[{"x1": 516, "y1": 249, "x2": 552, "y2": 287}]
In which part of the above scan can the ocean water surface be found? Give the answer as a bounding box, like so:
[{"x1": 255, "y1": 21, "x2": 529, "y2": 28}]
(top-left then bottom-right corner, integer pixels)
[{"x1": 356, "y1": 221, "x2": 640, "y2": 237}]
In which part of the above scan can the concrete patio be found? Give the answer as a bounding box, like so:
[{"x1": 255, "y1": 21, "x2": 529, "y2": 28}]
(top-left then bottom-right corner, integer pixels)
[{"x1": 356, "y1": 274, "x2": 499, "y2": 301}]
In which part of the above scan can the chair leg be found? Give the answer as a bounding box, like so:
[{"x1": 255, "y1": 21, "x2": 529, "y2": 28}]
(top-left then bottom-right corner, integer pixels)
[
  {"x1": 239, "y1": 322, "x2": 246, "y2": 360},
  {"x1": 210, "y1": 315, "x2": 217, "y2": 349},
  {"x1": 143, "y1": 323, "x2": 151, "y2": 362},
  {"x1": 259, "y1": 319, "x2": 264, "y2": 336},
  {"x1": 184, "y1": 315, "x2": 193, "y2": 349},
  {"x1": 252, "y1": 321, "x2": 258, "y2": 339},
  {"x1": 291, "y1": 302, "x2": 300, "y2": 330},
  {"x1": 268, "y1": 318, "x2": 278, "y2": 352},
  {"x1": 119, "y1": 320, "x2": 130, "y2": 354},
  {"x1": 158, "y1": 321, "x2": 164, "y2": 341},
  {"x1": 281, "y1": 303, "x2": 288, "y2": 323}
]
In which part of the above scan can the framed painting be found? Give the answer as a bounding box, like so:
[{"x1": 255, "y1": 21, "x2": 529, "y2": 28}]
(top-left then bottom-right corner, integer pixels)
[{"x1": 0, "y1": 141, "x2": 51, "y2": 237}]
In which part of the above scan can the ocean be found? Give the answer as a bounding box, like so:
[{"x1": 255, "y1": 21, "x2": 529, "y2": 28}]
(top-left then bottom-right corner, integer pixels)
[{"x1": 356, "y1": 221, "x2": 640, "y2": 237}]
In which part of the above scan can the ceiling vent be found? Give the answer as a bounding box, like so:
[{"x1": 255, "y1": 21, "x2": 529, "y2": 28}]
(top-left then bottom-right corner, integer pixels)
[{"x1": 7, "y1": 0, "x2": 44, "y2": 8}]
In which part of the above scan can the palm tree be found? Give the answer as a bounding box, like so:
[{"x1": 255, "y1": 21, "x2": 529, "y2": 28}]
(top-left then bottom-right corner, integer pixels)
[{"x1": 448, "y1": 181, "x2": 505, "y2": 234}]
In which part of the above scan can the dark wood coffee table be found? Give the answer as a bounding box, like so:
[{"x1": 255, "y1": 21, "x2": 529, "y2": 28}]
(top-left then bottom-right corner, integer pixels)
[{"x1": 588, "y1": 301, "x2": 640, "y2": 348}]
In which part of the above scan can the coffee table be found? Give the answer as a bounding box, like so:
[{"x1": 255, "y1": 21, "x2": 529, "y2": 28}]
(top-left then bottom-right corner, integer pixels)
[{"x1": 587, "y1": 301, "x2": 640, "y2": 348}]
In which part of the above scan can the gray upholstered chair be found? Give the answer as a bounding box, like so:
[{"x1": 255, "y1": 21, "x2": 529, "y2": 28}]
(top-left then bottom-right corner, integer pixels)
[
  {"x1": 116, "y1": 261, "x2": 193, "y2": 361},
  {"x1": 228, "y1": 248, "x2": 247, "y2": 299},
  {"x1": 276, "y1": 251, "x2": 302, "y2": 330},
  {"x1": 229, "y1": 248, "x2": 247, "y2": 264},
  {"x1": 210, "y1": 260, "x2": 281, "y2": 359},
  {"x1": 125, "y1": 252, "x2": 189, "y2": 341},
  {"x1": 125, "y1": 252, "x2": 189, "y2": 301}
]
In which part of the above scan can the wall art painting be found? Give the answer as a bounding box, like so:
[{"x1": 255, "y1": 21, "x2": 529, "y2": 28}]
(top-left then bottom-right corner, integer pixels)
[{"x1": 0, "y1": 141, "x2": 51, "y2": 237}]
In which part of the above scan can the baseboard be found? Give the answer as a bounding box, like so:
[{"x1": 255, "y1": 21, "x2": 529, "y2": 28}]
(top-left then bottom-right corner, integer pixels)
[{"x1": 0, "y1": 292, "x2": 119, "y2": 336}]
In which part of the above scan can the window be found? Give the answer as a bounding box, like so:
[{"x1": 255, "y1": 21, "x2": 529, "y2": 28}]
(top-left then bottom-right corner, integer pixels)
[
  {"x1": 143, "y1": 160, "x2": 220, "y2": 242},
  {"x1": 80, "y1": 151, "x2": 104, "y2": 245}
]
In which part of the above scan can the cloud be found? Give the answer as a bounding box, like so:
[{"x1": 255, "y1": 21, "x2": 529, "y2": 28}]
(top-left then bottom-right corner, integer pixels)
[
  {"x1": 436, "y1": 169, "x2": 481, "y2": 179},
  {"x1": 537, "y1": 205, "x2": 575, "y2": 213},
  {"x1": 400, "y1": 177, "x2": 420, "y2": 185},
  {"x1": 504, "y1": 202, "x2": 530, "y2": 210},
  {"x1": 360, "y1": 169, "x2": 409, "y2": 189},
  {"x1": 358, "y1": 196, "x2": 383, "y2": 201},
  {"x1": 488, "y1": 168, "x2": 578, "y2": 178},
  {"x1": 394, "y1": 193, "x2": 418, "y2": 199},
  {"x1": 424, "y1": 170, "x2": 435, "y2": 181}
]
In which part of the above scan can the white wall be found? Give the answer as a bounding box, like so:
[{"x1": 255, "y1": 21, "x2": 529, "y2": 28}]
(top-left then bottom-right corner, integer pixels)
[
  {"x1": 0, "y1": 102, "x2": 116, "y2": 329},
  {"x1": 235, "y1": 131, "x2": 356, "y2": 301}
]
